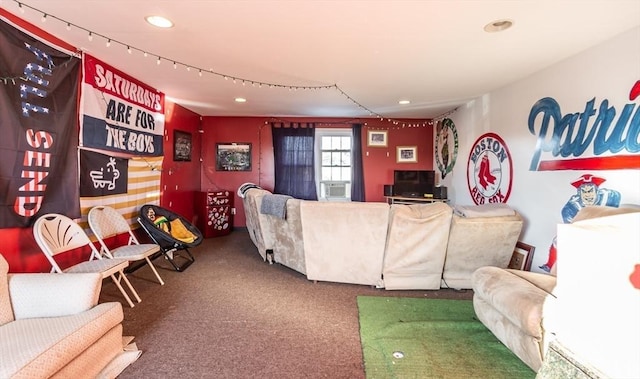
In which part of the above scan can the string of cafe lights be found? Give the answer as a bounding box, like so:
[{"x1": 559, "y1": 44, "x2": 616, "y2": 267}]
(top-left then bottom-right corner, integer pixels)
[{"x1": 8, "y1": 0, "x2": 436, "y2": 128}]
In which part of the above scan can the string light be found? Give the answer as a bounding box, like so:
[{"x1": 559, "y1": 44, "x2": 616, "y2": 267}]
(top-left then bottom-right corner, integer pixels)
[{"x1": 9, "y1": 0, "x2": 434, "y2": 126}]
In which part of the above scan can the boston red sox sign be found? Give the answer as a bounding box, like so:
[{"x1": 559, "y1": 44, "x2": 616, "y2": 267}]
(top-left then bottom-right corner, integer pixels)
[{"x1": 466, "y1": 133, "x2": 513, "y2": 204}]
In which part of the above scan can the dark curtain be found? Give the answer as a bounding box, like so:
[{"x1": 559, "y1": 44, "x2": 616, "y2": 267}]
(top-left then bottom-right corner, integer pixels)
[
  {"x1": 351, "y1": 124, "x2": 365, "y2": 201},
  {"x1": 272, "y1": 123, "x2": 318, "y2": 200}
]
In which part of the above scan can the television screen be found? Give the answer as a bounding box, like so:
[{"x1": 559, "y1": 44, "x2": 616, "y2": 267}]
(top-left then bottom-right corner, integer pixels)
[{"x1": 393, "y1": 170, "x2": 435, "y2": 197}]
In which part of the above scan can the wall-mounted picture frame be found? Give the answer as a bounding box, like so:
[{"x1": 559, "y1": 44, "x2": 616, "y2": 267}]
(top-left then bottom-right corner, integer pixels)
[
  {"x1": 173, "y1": 130, "x2": 192, "y2": 162},
  {"x1": 508, "y1": 241, "x2": 536, "y2": 271},
  {"x1": 396, "y1": 146, "x2": 417, "y2": 163},
  {"x1": 216, "y1": 143, "x2": 252, "y2": 171},
  {"x1": 367, "y1": 130, "x2": 388, "y2": 147}
]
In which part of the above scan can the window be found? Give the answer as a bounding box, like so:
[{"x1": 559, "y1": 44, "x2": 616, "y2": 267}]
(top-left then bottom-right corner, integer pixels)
[{"x1": 315, "y1": 129, "x2": 352, "y2": 201}]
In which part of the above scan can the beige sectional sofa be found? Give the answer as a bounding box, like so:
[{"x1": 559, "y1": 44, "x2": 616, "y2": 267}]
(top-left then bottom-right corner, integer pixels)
[
  {"x1": 240, "y1": 185, "x2": 523, "y2": 289},
  {"x1": 383, "y1": 202, "x2": 453, "y2": 289},
  {"x1": 0, "y1": 254, "x2": 140, "y2": 378}
]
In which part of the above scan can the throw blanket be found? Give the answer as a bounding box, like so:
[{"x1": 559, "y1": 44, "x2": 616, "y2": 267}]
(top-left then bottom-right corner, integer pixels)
[
  {"x1": 454, "y1": 203, "x2": 515, "y2": 218},
  {"x1": 260, "y1": 194, "x2": 292, "y2": 219}
]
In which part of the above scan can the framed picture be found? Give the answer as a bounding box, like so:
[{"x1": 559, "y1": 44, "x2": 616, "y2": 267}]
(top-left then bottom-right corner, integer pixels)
[
  {"x1": 173, "y1": 130, "x2": 192, "y2": 161},
  {"x1": 367, "y1": 130, "x2": 388, "y2": 147},
  {"x1": 216, "y1": 143, "x2": 252, "y2": 171},
  {"x1": 396, "y1": 146, "x2": 417, "y2": 163},
  {"x1": 508, "y1": 241, "x2": 535, "y2": 271}
]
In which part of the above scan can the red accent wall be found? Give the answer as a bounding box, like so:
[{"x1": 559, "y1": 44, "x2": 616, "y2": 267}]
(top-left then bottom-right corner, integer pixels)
[
  {"x1": 199, "y1": 117, "x2": 434, "y2": 227},
  {"x1": 160, "y1": 102, "x2": 202, "y2": 224},
  {"x1": 0, "y1": 10, "x2": 432, "y2": 272}
]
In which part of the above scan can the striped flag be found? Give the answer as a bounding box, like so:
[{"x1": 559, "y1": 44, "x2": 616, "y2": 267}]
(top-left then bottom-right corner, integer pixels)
[
  {"x1": 80, "y1": 53, "x2": 164, "y2": 156},
  {"x1": 79, "y1": 155, "x2": 163, "y2": 232}
]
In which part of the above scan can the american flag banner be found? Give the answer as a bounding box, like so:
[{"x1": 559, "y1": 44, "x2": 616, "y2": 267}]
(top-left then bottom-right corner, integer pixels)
[
  {"x1": 0, "y1": 19, "x2": 81, "y2": 228},
  {"x1": 79, "y1": 155, "x2": 163, "y2": 231}
]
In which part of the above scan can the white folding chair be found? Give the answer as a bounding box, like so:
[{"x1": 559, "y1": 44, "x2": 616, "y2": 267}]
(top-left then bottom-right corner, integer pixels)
[
  {"x1": 88, "y1": 205, "x2": 165, "y2": 285},
  {"x1": 33, "y1": 213, "x2": 142, "y2": 308}
]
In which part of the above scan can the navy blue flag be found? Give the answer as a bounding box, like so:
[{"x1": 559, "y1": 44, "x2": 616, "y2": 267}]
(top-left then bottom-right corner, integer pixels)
[
  {"x1": 0, "y1": 20, "x2": 81, "y2": 228},
  {"x1": 79, "y1": 150, "x2": 128, "y2": 197}
]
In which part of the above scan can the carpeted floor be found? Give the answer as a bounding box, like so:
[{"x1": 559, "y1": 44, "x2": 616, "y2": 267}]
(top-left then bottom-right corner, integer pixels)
[
  {"x1": 100, "y1": 230, "x2": 474, "y2": 378},
  {"x1": 357, "y1": 296, "x2": 535, "y2": 379}
]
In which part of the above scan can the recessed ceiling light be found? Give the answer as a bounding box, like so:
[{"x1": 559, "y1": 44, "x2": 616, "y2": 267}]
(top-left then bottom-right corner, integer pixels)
[
  {"x1": 235, "y1": 97, "x2": 247, "y2": 103},
  {"x1": 484, "y1": 19, "x2": 513, "y2": 33},
  {"x1": 145, "y1": 16, "x2": 174, "y2": 28},
  {"x1": 399, "y1": 100, "x2": 411, "y2": 105}
]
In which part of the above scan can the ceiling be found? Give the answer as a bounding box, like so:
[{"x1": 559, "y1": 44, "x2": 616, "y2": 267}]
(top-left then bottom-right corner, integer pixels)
[{"x1": 4, "y1": 0, "x2": 640, "y2": 120}]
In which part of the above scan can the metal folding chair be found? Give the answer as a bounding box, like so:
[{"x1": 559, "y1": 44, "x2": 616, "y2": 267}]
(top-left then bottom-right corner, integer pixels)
[
  {"x1": 88, "y1": 205, "x2": 164, "y2": 285},
  {"x1": 33, "y1": 213, "x2": 142, "y2": 308}
]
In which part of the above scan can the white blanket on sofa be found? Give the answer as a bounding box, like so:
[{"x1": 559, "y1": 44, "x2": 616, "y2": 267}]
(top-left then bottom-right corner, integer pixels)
[{"x1": 299, "y1": 201, "x2": 389, "y2": 287}]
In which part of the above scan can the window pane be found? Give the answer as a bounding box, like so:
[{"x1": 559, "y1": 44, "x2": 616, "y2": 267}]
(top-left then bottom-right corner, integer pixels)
[
  {"x1": 331, "y1": 137, "x2": 342, "y2": 150},
  {"x1": 321, "y1": 136, "x2": 332, "y2": 149},
  {"x1": 341, "y1": 152, "x2": 351, "y2": 166},
  {"x1": 341, "y1": 136, "x2": 351, "y2": 150},
  {"x1": 341, "y1": 167, "x2": 352, "y2": 181},
  {"x1": 321, "y1": 167, "x2": 332, "y2": 180},
  {"x1": 331, "y1": 167, "x2": 341, "y2": 179},
  {"x1": 321, "y1": 152, "x2": 331, "y2": 166}
]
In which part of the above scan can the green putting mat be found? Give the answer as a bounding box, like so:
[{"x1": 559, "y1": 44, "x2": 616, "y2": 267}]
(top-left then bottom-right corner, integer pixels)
[{"x1": 357, "y1": 296, "x2": 535, "y2": 379}]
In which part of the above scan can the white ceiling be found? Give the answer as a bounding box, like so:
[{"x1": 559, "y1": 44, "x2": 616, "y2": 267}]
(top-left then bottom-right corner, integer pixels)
[{"x1": 5, "y1": 0, "x2": 640, "y2": 120}]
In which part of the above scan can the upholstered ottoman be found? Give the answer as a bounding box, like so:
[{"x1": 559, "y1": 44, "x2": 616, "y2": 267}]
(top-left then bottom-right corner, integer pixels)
[{"x1": 471, "y1": 267, "x2": 557, "y2": 372}]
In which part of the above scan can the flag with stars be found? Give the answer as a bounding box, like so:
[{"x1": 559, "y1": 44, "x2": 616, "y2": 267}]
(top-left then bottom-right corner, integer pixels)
[{"x1": 0, "y1": 20, "x2": 81, "y2": 228}]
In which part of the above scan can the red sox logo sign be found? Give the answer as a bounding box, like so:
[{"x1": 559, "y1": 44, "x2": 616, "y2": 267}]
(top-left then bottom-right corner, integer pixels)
[{"x1": 466, "y1": 133, "x2": 513, "y2": 204}]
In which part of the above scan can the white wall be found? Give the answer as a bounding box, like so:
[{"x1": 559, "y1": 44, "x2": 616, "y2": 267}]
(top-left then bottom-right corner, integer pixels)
[{"x1": 440, "y1": 26, "x2": 640, "y2": 273}]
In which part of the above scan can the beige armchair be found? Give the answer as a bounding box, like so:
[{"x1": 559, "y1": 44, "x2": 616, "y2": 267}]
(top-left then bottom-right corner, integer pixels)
[
  {"x1": 471, "y1": 205, "x2": 640, "y2": 373},
  {"x1": 0, "y1": 254, "x2": 140, "y2": 378}
]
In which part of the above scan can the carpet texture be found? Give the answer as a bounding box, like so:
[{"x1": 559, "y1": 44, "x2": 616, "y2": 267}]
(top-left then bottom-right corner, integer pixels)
[
  {"x1": 99, "y1": 231, "x2": 475, "y2": 378},
  {"x1": 357, "y1": 296, "x2": 535, "y2": 379}
]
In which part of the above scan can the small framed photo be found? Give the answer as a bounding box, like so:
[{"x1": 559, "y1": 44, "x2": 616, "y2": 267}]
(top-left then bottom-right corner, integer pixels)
[
  {"x1": 367, "y1": 130, "x2": 388, "y2": 147},
  {"x1": 508, "y1": 241, "x2": 535, "y2": 271},
  {"x1": 216, "y1": 143, "x2": 252, "y2": 171},
  {"x1": 396, "y1": 146, "x2": 417, "y2": 163},
  {"x1": 173, "y1": 130, "x2": 192, "y2": 162}
]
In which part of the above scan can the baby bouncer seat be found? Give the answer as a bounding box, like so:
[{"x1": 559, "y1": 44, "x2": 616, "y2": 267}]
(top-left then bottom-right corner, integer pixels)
[{"x1": 138, "y1": 204, "x2": 203, "y2": 271}]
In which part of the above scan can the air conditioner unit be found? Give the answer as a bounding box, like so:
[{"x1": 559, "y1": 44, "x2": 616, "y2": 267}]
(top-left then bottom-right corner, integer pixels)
[{"x1": 326, "y1": 182, "x2": 347, "y2": 198}]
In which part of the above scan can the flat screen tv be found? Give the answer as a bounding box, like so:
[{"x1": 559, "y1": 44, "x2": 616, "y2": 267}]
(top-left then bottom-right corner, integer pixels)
[{"x1": 393, "y1": 170, "x2": 435, "y2": 198}]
